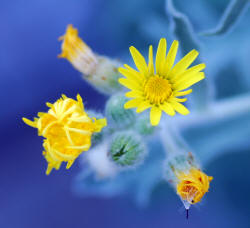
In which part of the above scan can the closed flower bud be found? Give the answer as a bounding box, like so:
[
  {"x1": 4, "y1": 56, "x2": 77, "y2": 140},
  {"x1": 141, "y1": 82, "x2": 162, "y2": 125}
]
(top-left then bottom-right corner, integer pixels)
[
  {"x1": 105, "y1": 94, "x2": 136, "y2": 129},
  {"x1": 164, "y1": 152, "x2": 212, "y2": 208},
  {"x1": 109, "y1": 131, "x2": 147, "y2": 168}
]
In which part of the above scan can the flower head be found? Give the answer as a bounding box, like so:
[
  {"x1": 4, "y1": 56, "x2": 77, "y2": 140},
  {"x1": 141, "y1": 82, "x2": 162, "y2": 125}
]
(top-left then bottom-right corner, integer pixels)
[
  {"x1": 164, "y1": 152, "x2": 213, "y2": 208},
  {"x1": 176, "y1": 168, "x2": 213, "y2": 205},
  {"x1": 58, "y1": 24, "x2": 98, "y2": 75},
  {"x1": 118, "y1": 38, "x2": 206, "y2": 126},
  {"x1": 22, "y1": 94, "x2": 107, "y2": 175},
  {"x1": 58, "y1": 25, "x2": 123, "y2": 95}
]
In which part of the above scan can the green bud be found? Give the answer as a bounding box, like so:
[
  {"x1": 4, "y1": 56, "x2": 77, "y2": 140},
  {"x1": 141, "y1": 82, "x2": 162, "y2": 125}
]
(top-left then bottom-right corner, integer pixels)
[
  {"x1": 105, "y1": 94, "x2": 135, "y2": 129},
  {"x1": 109, "y1": 131, "x2": 147, "y2": 167}
]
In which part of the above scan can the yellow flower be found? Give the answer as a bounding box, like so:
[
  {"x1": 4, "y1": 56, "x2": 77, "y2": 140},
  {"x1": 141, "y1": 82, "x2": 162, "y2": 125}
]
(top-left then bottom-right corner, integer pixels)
[
  {"x1": 176, "y1": 168, "x2": 213, "y2": 204},
  {"x1": 58, "y1": 24, "x2": 98, "y2": 75},
  {"x1": 22, "y1": 94, "x2": 107, "y2": 175},
  {"x1": 118, "y1": 38, "x2": 206, "y2": 126}
]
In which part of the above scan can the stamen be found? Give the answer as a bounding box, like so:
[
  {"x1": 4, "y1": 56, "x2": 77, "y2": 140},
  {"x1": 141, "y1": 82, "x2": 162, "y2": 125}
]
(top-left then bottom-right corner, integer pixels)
[{"x1": 144, "y1": 75, "x2": 172, "y2": 104}]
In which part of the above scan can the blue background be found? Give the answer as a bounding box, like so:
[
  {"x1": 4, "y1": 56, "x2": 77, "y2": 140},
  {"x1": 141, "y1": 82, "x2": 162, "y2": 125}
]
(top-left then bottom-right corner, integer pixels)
[{"x1": 1, "y1": 0, "x2": 250, "y2": 227}]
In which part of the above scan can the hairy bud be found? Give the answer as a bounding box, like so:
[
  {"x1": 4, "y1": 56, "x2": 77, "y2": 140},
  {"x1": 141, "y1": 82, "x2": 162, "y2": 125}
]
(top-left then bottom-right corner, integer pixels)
[{"x1": 109, "y1": 131, "x2": 147, "y2": 168}]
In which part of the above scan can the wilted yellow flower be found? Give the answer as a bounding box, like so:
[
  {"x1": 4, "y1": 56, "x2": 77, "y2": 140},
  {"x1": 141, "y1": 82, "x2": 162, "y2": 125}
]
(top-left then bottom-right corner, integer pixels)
[
  {"x1": 58, "y1": 25, "x2": 123, "y2": 95},
  {"x1": 58, "y1": 24, "x2": 98, "y2": 75},
  {"x1": 176, "y1": 168, "x2": 213, "y2": 204},
  {"x1": 118, "y1": 38, "x2": 206, "y2": 126},
  {"x1": 22, "y1": 94, "x2": 107, "y2": 175}
]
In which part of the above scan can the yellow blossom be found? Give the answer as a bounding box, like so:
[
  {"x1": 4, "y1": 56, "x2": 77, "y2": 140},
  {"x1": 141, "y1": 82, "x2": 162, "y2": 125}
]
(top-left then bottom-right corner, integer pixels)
[
  {"x1": 58, "y1": 24, "x2": 98, "y2": 75},
  {"x1": 176, "y1": 168, "x2": 213, "y2": 204},
  {"x1": 118, "y1": 38, "x2": 206, "y2": 126},
  {"x1": 22, "y1": 94, "x2": 107, "y2": 175}
]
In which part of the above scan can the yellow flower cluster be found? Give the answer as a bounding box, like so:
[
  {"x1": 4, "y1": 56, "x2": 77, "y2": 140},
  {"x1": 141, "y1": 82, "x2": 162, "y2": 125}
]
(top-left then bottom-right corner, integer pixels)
[
  {"x1": 22, "y1": 94, "x2": 107, "y2": 175},
  {"x1": 176, "y1": 168, "x2": 213, "y2": 204}
]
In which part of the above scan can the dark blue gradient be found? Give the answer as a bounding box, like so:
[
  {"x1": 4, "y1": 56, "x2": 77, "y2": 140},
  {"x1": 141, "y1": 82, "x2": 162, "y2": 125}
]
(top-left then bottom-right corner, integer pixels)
[{"x1": 1, "y1": 0, "x2": 250, "y2": 227}]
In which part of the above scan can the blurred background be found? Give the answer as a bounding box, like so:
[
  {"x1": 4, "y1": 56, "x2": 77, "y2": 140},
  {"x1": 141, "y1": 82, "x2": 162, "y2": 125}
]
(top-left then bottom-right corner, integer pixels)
[{"x1": 1, "y1": 0, "x2": 250, "y2": 227}]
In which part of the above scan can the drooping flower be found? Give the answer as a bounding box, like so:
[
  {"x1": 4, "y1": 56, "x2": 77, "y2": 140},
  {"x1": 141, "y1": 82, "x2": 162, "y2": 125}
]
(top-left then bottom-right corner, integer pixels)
[
  {"x1": 176, "y1": 168, "x2": 213, "y2": 205},
  {"x1": 58, "y1": 24, "x2": 98, "y2": 75},
  {"x1": 118, "y1": 38, "x2": 206, "y2": 126},
  {"x1": 58, "y1": 24, "x2": 123, "y2": 95},
  {"x1": 164, "y1": 151, "x2": 213, "y2": 208},
  {"x1": 22, "y1": 94, "x2": 107, "y2": 175}
]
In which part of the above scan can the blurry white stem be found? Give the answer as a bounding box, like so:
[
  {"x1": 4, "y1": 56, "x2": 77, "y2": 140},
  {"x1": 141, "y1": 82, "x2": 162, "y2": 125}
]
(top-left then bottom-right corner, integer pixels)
[
  {"x1": 160, "y1": 93, "x2": 250, "y2": 159},
  {"x1": 174, "y1": 93, "x2": 250, "y2": 129},
  {"x1": 160, "y1": 117, "x2": 189, "y2": 156},
  {"x1": 85, "y1": 140, "x2": 118, "y2": 179}
]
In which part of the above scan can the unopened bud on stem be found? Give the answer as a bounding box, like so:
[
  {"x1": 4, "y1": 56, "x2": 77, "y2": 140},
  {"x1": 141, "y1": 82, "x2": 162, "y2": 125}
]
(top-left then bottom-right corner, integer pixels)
[{"x1": 109, "y1": 131, "x2": 147, "y2": 168}]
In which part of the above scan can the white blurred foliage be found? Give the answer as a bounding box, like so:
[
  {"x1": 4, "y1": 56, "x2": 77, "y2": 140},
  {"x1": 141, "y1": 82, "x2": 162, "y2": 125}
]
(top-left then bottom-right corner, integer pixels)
[{"x1": 85, "y1": 141, "x2": 118, "y2": 179}]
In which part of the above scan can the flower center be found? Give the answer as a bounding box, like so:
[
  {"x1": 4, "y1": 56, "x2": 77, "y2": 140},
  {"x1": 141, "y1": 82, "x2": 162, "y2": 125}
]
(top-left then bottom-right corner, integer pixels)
[
  {"x1": 144, "y1": 75, "x2": 172, "y2": 104},
  {"x1": 179, "y1": 183, "x2": 200, "y2": 204}
]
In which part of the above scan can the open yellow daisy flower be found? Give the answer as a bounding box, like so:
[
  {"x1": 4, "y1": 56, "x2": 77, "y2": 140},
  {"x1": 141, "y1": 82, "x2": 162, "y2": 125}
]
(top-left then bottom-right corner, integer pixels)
[
  {"x1": 22, "y1": 94, "x2": 107, "y2": 175},
  {"x1": 118, "y1": 38, "x2": 206, "y2": 126}
]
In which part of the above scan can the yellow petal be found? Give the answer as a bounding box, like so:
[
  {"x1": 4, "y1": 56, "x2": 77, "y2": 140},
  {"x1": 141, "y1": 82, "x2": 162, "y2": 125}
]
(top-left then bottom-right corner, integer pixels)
[
  {"x1": 156, "y1": 38, "x2": 167, "y2": 75},
  {"x1": 170, "y1": 102, "x2": 190, "y2": 115},
  {"x1": 150, "y1": 106, "x2": 162, "y2": 126},
  {"x1": 118, "y1": 78, "x2": 142, "y2": 91},
  {"x1": 95, "y1": 118, "x2": 107, "y2": 132},
  {"x1": 61, "y1": 94, "x2": 67, "y2": 99},
  {"x1": 160, "y1": 103, "x2": 176, "y2": 116},
  {"x1": 124, "y1": 99, "x2": 142, "y2": 109},
  {"x1": 46, "y1": 102, "x2": 54, "y2": 108},
  {"x1": 118, "y1": 67, "x2": 143, "y2": 82},
  {"x1": 129, "y1": 46, "x2": 148, "y2": 75},
  {"x1": 22, "y1": 117, "x2": 37, "y2": 128},
  {"x1": 170, "y1": 97, "x2": 187, "y2": 103},
  {"x1": 124, "y1": 64, "x2": 146, "y2": 79},
  {"x1": 172, "y1": 63, "x2": 206, "y2": 83},
  {"x1": 174, "y1": 72, "x2": 205, "y2": 91},
  {"x1": 174, "y1": 89, "x2": 192, "y2": 97},
  {"x1": 148, "y1": 45, "x2": 154, "y2": 75},
  {"x1": 46, "y1": 165, "x2": 54, "y2": 175},
  {"x1": 169, "y1": 49, "x2": 199, "y2": 78},
  {"x1": 125, "y1": 90, "x2": 143, "y2": 98},
  {"x1": 136, "y1": 101, "x2": 152, "y2": 113},
  {"x1": 77, "y1": 94, "x2": 84, "y2": 110},
  {"x1": 165, "y1": 40, "x2": 179, "y2": 75},
  {"x1": 66, "y1": 160, "x2": 74, "y2": 169}
]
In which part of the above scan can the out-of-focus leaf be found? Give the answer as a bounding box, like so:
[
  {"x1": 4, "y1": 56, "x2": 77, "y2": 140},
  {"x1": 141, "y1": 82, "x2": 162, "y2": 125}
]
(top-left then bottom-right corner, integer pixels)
[
  {"x1": 165, "y1": 0, "x2": 201, "y2": 54},
  {"x1": 165, "y1": 0, "x2": 212, "y2": 110},
  {"x1": 200, "y1": 0, "x2": 250, "y2": 36},
  {"x1": 181, "y1": 93, "x2": 250, "y2": 165},
  {"x1": 189, "y1": 112, "x2": 250, "y2": 165}
]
